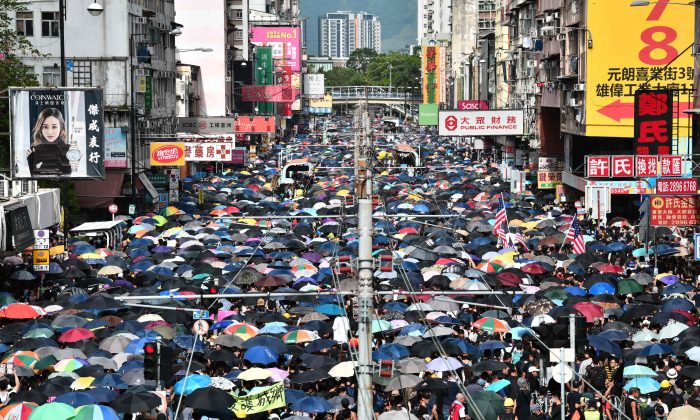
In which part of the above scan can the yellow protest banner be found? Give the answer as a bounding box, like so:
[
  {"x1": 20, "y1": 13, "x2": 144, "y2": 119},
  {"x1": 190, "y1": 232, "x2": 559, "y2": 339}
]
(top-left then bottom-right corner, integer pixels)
[
  {"x1": 586, "y1": 0, "x2": 693, "y2": 139},
  {"x1": 231, "y1": 382, "x2": 285, "y2": 418}
]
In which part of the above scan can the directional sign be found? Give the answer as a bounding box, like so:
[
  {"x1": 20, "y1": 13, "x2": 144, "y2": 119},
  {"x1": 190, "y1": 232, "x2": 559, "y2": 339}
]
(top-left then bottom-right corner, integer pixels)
[{"x1": 192, "y1": 310, "x2": 209, "y2": 320}]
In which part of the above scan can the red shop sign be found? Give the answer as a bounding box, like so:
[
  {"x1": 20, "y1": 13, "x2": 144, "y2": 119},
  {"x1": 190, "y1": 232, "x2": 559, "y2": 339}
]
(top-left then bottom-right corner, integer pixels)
[{"x1": 650, "y1": 195, "x2": 700, "y2": 226}]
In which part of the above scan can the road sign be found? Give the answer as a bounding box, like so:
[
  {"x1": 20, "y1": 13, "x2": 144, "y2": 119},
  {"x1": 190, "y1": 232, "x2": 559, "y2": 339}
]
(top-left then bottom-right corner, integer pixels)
[
  {"x1": 192, "y1": 310, "x2": 209, "y2": 320},
  {"x1": 656, "y1": 178, "x2": 698, "y2": 195},
  {"x1": 192, "y1": 320, "x2": 209, "y2": 336},
  {"x1": 33, "y1": 229, "x2": 49, "y2": 239},
  {"x1": 108, "y1": 204, "x2": 118, "y2": 214},
  {"x1": 32, "y1": 250, "x2": 49, "y2": 272},
  {"x1": 33, "y1": 238, "x2": 50, "y2": 250},
  {"x1": 694, "y1": 234, "x2": 700, "y2": 261},
  {"x1": 650, "y1": 195, "x2": 700, "y2": 226}
]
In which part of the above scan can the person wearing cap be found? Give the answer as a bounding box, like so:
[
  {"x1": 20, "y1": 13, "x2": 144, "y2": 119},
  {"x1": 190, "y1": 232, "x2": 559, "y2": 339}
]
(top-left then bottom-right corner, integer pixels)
[
  {"x1": 500, "y1": 398, "x2": 515, "y2": 420},
  {"x1": 659, "y1": 379, "x2": 680, "y2": 410},
  {"x1": 530, "y1": 404, "x2": 545, "y2": 420}
]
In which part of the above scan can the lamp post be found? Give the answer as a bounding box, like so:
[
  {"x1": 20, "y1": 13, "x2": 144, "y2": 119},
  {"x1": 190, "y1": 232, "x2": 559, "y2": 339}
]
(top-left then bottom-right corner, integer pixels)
[{"x1": 388, "y1": 63, "x2": 392, "y2": 95}]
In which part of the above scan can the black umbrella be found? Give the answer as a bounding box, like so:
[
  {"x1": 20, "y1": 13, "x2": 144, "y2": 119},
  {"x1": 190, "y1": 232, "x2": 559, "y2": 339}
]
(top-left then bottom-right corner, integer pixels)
[
  {"x1": 8, "y1": 390, "x2": 47, "y2": 405},
  {"x1": 288, "y1": 369, "x2": 330, "y2": 384},
  {"x1": 184, "y1": 387, "x2": 235, "y2": 411},
  {"x1": 110, "y1": 391, "x2": 161, "y2": 413},
  {"x1": 472, "y1": 360, "x2": 508, "y2": 374},
  {"x1": 414, "y1": 378, "x2": 449, "y2": 391},
  {"x1": 63, "y1": 267, "x2": 87, "y2": 278}
]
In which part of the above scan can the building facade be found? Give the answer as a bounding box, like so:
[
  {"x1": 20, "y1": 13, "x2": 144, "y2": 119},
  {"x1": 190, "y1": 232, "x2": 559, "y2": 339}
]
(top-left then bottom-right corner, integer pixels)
[{"x1": 319, "y1": 11, "x2": 381, "y2": 59}]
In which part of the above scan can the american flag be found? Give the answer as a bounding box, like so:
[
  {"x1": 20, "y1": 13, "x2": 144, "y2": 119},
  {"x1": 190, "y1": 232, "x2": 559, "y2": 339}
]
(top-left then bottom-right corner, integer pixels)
[
  {"x1": 508, "y1": 232, "x2": 530, "y2": 251},
  {"x1": 493, "y1": 196, "x2": 507, "y2": 237},
  {"x1": 497, "y1": 222, "x2": 508, "y2": 244},
  {"x1": 566, "y1": 218, "x2": 586, "y2": 254}
]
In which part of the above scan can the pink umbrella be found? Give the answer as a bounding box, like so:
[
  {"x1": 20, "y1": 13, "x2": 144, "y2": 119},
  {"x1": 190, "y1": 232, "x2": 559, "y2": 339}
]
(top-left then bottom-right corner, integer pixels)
[{"x1": 572, "y1": 302, "x2": 604, "y2": 322}]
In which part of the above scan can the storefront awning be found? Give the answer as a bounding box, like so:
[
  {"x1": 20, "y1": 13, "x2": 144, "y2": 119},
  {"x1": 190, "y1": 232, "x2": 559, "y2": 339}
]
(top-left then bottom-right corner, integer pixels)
[{"x1": 73, "y1": 172, "x2": 125, "y2": 208}]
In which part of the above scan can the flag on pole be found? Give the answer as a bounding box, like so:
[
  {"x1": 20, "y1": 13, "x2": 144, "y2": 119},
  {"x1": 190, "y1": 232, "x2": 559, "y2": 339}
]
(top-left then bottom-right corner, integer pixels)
[
  {"x1": 493, "y1": 196, "x2": 507, "y2": 237},
  {"x1": 498, "y1": 222, "x2": 508, "y2": 244},
  {"x1": 566, "y1": 218, "x2": 586, "y2": 254},
  {"x1": 508, "y1": 232, "x2": 529, "y2": 251}
]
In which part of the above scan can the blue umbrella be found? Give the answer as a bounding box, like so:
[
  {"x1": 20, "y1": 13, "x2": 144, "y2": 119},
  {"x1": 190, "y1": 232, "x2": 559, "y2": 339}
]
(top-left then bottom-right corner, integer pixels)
[
  {"x1": 564, "y1": 286, "x2": 587, "y2": 296},
  {"x1": 478, "y1": 340, "x2": 506, "y2": 352},
  {"x1": 315, "y1": 304, "x2": 344, "y2": 316},
  {"x1": 130, "y1": 260, "x2": 154, "y2": 272},
  {"x1": 117, "y1": 360, "x2": 144, "y2": 374},
  {"x1": 150, "y1": 266, "x2": 174, "y2": 277},
  {"x1": 595, "y1": 330, "x2": 629, "y2": 342},
  {"x1": 92, "y1": 374, "x2": 127, "y2": 389},
  {"x1": 379, "y1": 343, "x2": 410, "y2": 358},
  {"x1": 174, "y1": 374, "x2": 212, "y2": 395},
  {"x1": 510, "y1": 327, "x2": 535, "y2": 341},
  {"x1": 48, "y1": 262, "x2": 64, "y2": 274},
  {"x1": 383, "y1": 302, "x2": 408, "y2": 312},
  {"x1": 587, "y1": 335, "x2": 622, "y2": 356},
  {"x1": 243, "y1": 346, "x2": 279, "y2": 365},
  {"x1": 661, "y1": 283, "x2": 693, "y2": 296},
  {"x1": 624, "y1": 378, "x2": 661, "y2": 394},
  {"x1": 589, "y1": 283, "x2": 616, "y2": 295},
  {"x1": 442, "y1": 338, "x2": 477, "y2": 354},
  {"x1": 285, "y1": 389, "x2": 307, "y2": 404},
  {"x1": 662, "y1": 298, "x2": 694, "y2": 312},
  {"x1": 372, "y1": 349, "x2": 400, "y2": 362},
  {"x1": 84, "y1": 387, "x2": 119, "y2": 403},
  {"x1": 124, "y1": 337, "x2": 157, "y2": 354},
  {"x1": 173, "y1": 335, "x2": 205, "y2": 352},
  {"x1": 485, "y1": 378, "x2": 511, "y2": 392},
  {"x1": 54, "y1": 391, "x2": 96, "y2": 407},
  {"x1": 305, "y1": 339, "x2": 337, "y2": 353},
  {"x1": 292, "y1": 396, "x2": 333, "y2": 413},
  {"x1": 639, "y1": 343, "x2": 674, "y2": 356}
]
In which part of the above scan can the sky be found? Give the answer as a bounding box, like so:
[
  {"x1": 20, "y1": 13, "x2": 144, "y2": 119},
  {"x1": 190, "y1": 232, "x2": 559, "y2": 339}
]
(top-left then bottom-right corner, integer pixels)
[{"x1": 301, "y1": 0, "x2": 417, "y2": 56}]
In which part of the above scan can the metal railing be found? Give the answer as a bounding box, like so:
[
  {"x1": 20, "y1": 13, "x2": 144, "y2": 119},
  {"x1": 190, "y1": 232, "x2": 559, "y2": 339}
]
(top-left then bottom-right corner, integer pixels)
[{"x1": 325, "y1": 86, "x2": 422, "y2": 100}]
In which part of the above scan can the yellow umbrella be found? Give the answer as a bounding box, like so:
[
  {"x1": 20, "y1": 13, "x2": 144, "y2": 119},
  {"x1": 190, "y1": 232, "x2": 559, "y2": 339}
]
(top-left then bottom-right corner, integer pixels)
[
  {"x1": 70, "y1": 376, "x2": 95, "y2": 390},
  {"x1": 237, "y1": 218, "x2": 258, "y2": 225},
  {"x1": 151, "y1": 215, "x2": 167, "y2": 226},
  {"x1": 237, "y1": 367, "x2": 272, "y2": 381},
  {"x1": 97, "y1": 266, "x2": 123, "y2": 276},
  {"x1": 50, "y1": 245, "x2": 65, "y2": 256},
  {"x1": 336, "y1": 189, "x2": 350, "y2": 197},
  {"x1": 78, "y1": 253, "x2": 102, "y2": 260},
  {"x1": 509, "y1": 219, "x2": 524, "y2": 226}
]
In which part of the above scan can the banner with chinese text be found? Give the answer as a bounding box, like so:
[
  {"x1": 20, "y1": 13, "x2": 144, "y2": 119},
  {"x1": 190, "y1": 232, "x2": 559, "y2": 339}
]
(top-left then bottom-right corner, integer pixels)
[
  {"x1": 231, "y1": 382, "x2": 285, "y2": 418},
  {"x1": 184, "y1": 142, "x2": 235, "y2": 162}
]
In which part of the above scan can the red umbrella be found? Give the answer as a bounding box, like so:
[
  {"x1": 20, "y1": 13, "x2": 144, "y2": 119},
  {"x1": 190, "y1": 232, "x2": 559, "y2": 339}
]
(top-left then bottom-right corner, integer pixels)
[
  {"x1": 590, "y1": 262, "x2": 624, "y2": 274},
  {"x1": 58, "y1": 327, "x2": 95, "y2": 343},
  {"x1": 496, "y1": 272, "x2": 523, "y2": 287},
  {"x1": 572, "y1": 302, "x2": 604, "y2": 322},
  {"x1": 0, "y1": 304, "x2": 41, "y2": 319},
  {"x1": 671, "y1": 310, "x2": 697, "y2": 326},
  {"x1": 520, "y1": 263, "x2": 549, "y2": 275}
]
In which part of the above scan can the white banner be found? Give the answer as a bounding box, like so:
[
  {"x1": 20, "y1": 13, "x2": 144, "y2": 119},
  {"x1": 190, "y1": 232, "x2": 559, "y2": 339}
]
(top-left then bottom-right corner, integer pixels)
[
  {"x1": 438, "y1": 110, "x2": 524, "y2": 137},
  {"x1": 184, "y1": 142, "x2": 235, "y2": 162},
  {"x1": 303, "y1": 74, "x2": 325, "y2": 97}
]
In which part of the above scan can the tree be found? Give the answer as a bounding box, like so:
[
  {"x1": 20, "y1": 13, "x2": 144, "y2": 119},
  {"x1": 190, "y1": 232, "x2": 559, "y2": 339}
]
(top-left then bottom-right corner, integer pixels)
[
  {"x1": 0, "y1": 0, "x2": 41, "y2": 170},
  {"x1": 322, "y1": 67, "x2": 366, "y2": 87},
  {"x1": 346, "y1": 48, "x2": 378, "y2": 74}
]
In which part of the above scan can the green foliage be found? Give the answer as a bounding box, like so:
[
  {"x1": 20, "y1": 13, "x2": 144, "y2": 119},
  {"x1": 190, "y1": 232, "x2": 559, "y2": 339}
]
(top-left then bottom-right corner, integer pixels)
[
  {"x1": 323, "y1": 51, "x2": 421, "y2": 88},
  {"x1": 346, "y1": 48, "x2": 378, "y2": 73},
  {"x1": 0, "y1": 0, "x2": 41, "y2": 170}
]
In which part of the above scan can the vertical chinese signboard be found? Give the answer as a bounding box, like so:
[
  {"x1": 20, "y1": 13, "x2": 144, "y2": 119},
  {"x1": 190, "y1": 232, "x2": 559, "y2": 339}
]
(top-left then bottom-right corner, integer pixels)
[
  {"x1": 422, "y1": 46, "x2": 442, "y2": 104},
  {"x1": 255, "y1": 46, "x2": 274, "y2": 114},
  {"x1": 634, "y1": 89, "x2": 673, "y2": 155},
  {"x1": 586, "y1": 1, "x2": 692, "y2": 141}
]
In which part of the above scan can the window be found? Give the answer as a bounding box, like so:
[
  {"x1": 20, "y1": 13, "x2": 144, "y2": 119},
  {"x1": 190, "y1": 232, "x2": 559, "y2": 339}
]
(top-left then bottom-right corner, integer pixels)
[
  {"x1": 16, "y1": 12, "x2": 33, "y2": 36},
  {"x1": 72, "y1": 61, "x2": 92, "y2": 86},
  {"x1": 235, "y1": 10, "x2": 243, "y2": 19},
  {"x1": 233, "y1": 29, "x2": 243, "y2": 40},
  {"x1": 41, "y1": 12, "x2": 59, "y2": 37},
  {"x1": 42, "y1": 66, "x2": 60, "y2": 87}
]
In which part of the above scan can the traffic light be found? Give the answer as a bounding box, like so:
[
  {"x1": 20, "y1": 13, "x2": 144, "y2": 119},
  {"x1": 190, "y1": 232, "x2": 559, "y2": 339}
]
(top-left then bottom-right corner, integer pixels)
[{"x1": 143, "y1": 342, "x2": 159, "y2": 380}]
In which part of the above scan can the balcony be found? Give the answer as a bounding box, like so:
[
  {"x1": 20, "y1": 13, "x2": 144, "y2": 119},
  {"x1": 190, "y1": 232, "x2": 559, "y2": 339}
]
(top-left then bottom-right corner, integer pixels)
[{"x1": 541, "y1": 85, "x2": 560, "y2": 108}]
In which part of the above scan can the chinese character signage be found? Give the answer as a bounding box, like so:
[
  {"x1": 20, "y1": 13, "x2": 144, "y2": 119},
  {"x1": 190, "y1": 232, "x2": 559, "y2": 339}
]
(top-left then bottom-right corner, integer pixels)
[
  {"x1": 656, "y1": 178, "x2": 698, "y2": 195},
  {"x1": 230, "y1": 382, "x2": 285, "y2": 417},
  {"x1": 586, "y1": 0, "x2": 692, "y2": 138},
  {"x1": 241, "y1": 85, "x2": 297, "y2": 103},
  {"x1": 438, "y1": 110, "x2": 524, "y2": 136},
  {"x1": 650, "y1": 195, "x2": 700, "y2": 226},
  {"x1": 104, "y1": 127, "x2": 127, "y2": 168},
  {"x1": 304, "y1": 74, "x2": 325, "y2": 97},
  {"x1": 177, "y1": 117, "x2": 234, "y2": 134},
  {"x1": 422, "y1": 45, "x2": 443, "y2": 104},
  {"x1": 308, "y1": 94, "x2": 333, "y2": 114},
  {"x1": 149, "y1": 142, "x2": 185, "y2": 166},
  {"x1": 587, "y1": 154, "x2": 685, "y2": 178},
  {"x1": 250, "y1": 27, "x2": 301, "y2": 72},
  {"x1": 255, "y1": 46, "x2": 274, "y2": 114},
  {"x1": 634, "y1": 89, "x2": 673, "y2": 155},
  {"x1": 234, "y1": 116, "x2": 276, "y2": 133},
  {"x1": 10, "y1": 88, "x2": 105, "y2": 179},
  {"x1": 184, "y1": 143, "x2": 234, "y2": 162},
  {"x1": 537, "y1": 171, "x2": 563, "y2": 189}
]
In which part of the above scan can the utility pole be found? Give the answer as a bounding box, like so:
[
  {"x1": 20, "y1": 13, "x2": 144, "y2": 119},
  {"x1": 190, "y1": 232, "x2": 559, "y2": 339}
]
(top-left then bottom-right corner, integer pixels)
[{"x1": 355, "y1": 104, "x2": 374, "y2": 420}]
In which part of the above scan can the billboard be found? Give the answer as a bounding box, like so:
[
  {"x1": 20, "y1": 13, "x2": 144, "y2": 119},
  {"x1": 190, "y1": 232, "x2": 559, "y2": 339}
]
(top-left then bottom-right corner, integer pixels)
[
  {"x1": 457, "y1": 100, "x2": 489, "y2": 110},
  {"x1": 241, "y1": 85, "x2": 297, "y2": 103},
  {"x1": 421, "y1": 45, "x2": 443, "y2": 104},
  {"x1": 418, "y1": 104, "x2": 439, "y2": 126},
  {"x1": 10, "y1": 88, "x2": 105, "y2": 179},
  {"x1": 304, "y1": 74, "x2": 325, "y2": 97},
  {"x1": 150, "y1": 142, "x2": 185, "y2": 166},
  {"x1": 184, "y1": 142, "x2": 235, "y2": 162},
  {"x1": 255, "y1": 46, "x2": 274, "y2": 114},
  {"x1": 104, "y1": 127, "x2": 127, "y2": 168},
  {"x1": 250, "y1": 26, "x2": 301, "y2": 72},
  {"x1": 438, "y1": 110, "x2": 524, "y2": 136},
  {"x1": 586, "y1": 0, "x2": 693, "y2": 139},
  {"x1": 234, "y1": 116, "x2": 276, "y2": 133}
]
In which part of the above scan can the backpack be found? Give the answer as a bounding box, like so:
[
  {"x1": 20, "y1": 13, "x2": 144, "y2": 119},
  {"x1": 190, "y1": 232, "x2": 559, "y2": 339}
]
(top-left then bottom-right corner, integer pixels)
[{"x1": 587, "y1": 366, "x2": 606, "y2": 392}]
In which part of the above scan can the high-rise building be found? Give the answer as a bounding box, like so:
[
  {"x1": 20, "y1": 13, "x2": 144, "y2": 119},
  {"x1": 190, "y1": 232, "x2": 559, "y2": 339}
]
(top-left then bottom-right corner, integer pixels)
[
  {"x1": 318, "y1": 11, "x2": 380, "y2": 59},
  {"x1": 417, "y1": 0, "x2": 451, "y2": 41}
]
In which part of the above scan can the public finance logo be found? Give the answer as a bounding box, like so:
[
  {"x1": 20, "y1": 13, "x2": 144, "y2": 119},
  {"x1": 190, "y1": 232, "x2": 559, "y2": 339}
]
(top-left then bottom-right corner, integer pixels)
[{"x1": 444, "y1": 115, "x2": 458, "y2": 131}]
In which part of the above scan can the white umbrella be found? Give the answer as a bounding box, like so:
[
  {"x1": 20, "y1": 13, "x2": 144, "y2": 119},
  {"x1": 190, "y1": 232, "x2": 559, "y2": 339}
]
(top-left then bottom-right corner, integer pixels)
[
  {"x1": 685, "y1": 346, "x2": 700, "y2": 362},
  {"x1": 659, "y1": 322, "x2": 689, "y2": 340},
  {"x1": 632, "y1": 329, "x2": 660, "y2": 342},
  {"x1": 423, "y1": 326, "x2": 457, "y2": 338},
  {"x1": 406, "y1": 302, "x2": 433, "y2": 311},
  {"x1": 530, "y1": 314, "x2": 556, "y2": 327},
  {"x1": 329, "y1": 361, "x2": 357, "y2": 378}
]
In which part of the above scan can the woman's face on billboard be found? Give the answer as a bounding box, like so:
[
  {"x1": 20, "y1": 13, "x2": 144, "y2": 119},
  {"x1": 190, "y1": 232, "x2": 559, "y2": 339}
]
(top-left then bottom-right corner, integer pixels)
[{"x1": 42, "y1": 116, "x2": 61, "y2": 142}]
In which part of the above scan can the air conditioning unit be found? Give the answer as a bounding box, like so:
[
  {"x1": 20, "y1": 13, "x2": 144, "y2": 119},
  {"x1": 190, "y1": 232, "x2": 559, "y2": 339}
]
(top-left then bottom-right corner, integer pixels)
[
  {"x1": 545, "y1": 15, "x2": 553, "y2": 22},
  {"x1": 530, "y1": 97, "x2": 537, "y2": 107},
  {"x1": 0, "y1": 181, "x2": 9, "y2": 198},
  {"x1": 557, "y1": 33, "x2": 566, "y2": 41},
  {"x1": 527, "y1": 59, "x2": 537, "y2": 68},
  {"x1": 553, "y1": 12, "x2": 560, "y2": 19},
  {"x1": 570, "y1": 98, "x2": 580, "y2": 107},
  {"x1": 12, "y1": 181, "x2": 23, "y2": 197},
  {"x1": 574, "y1": 83, "x2": 586, "y2": 91},
  {"x1": 135, "y1": 17, "x2": 146, "y2": 24},
  {"x1": 520, "y1": 71, "x2": 528, "y2": 78}
]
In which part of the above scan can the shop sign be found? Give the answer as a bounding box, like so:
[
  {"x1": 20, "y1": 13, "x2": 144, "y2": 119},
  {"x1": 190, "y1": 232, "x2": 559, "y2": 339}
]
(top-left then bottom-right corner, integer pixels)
[
  {"x1": 655, "y1": 178, "x2": 698, "y2": 195},
  {"x1": 537, "y1": 171, "x2": 563, "y2": 189},
  {"x1": 650, "y1": 195, "x2": 700, "y2": 226},
  {"x1": 149, "y1": 143, "x2": 185, "y2": 166},
  {"x1": 587, "y1": 154, "x2": 685, "y2": 178}
]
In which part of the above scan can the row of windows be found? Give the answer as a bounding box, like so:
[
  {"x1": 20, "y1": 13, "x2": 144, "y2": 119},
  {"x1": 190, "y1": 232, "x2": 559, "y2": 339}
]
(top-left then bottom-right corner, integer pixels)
[{"x1": 16, "y1": 11, "x2": 59, "y2": 37}]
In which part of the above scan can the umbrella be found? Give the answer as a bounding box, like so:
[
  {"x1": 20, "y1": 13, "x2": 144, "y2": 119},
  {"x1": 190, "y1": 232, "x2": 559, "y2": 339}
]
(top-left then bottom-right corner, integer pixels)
[
  {"x1": 174, "y1": 374, "x2": 212, "y2": 395},
  {"x1": 292, "y1": 396, "x2": 333, "y2": 413},
  {"x1": 425, "y1": 356, "x2": 462, "y2": 372},
  {"x1": 384, "y1": 374, "x2": 422, "y2": 391},
  {"x1": 243, "y1": 346, "x2": 279, "y2": 365},
  {"x1": 473, "y1": 317, "x2": 510, "y2": 332},
  {"x1": 184, "y1": 387, "x2": 235, "y2": 412},
  {"x1": 623, "y1": 365, "x2": 658, "y2": 378},
  {"x1": 465, "y1": 390, "x2": 504, "y2": 420},
  {"x1": 485, "y1": 378, "x2": 512, "y2": 392},
  {"x1": 27, "y1": 403, "x2": 74, "y2": 420},
  {"x1": 0, "y1": 402, "x2": 37, "y2": 420},
  {"x1": 624, "y1": 378, "x2": 661, "y2": 394},
  {"x1": 669, "y1": 405, "x2": 700, "y2": 420},
  {"x1": 329, "y1": 361, "x2": 356, "y2": 378},
  {"x1": 109, "y1": 392, "x2": 161, "y2": 413},
  {"x1": 377, "y1": 411, "x2": 419, "y2": 420}
]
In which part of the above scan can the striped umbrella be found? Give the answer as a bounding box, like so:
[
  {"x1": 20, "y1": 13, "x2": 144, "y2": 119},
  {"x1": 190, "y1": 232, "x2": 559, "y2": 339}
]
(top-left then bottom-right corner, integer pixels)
[
  {"x1": 282, "y1": 330, "x2": 319, "y2": 344},
  {"x1": 476, "y1": 261, "x2": 503, "y2": 273},
  {"x1": 223, "y1": 323, "x2": 259, "y2": 339},
  {"x1": 473, "y1": 317, "x2": 510, "y2": 333},
  {"x1": 73, "y1": 405, "x2": 120, "y2": 420},
  {"x1": 54, "y1": 358, "x2": 88, "y2": 373},
  {"x1": 2, "y1": 351, "x2": 39, "y2": 368},
  {"x1": 0, "y1": 402, "x2": 38, "y2": 420}
]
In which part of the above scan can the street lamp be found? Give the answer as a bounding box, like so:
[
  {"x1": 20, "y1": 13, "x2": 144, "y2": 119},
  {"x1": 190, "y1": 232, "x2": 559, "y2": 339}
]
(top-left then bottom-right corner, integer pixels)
[
  {"x1": 87, "y1": 1, "x2": 103, "y2": 16},
  {"x1": 388, "y1": 64, "x2": 392, "y2": 94}
]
